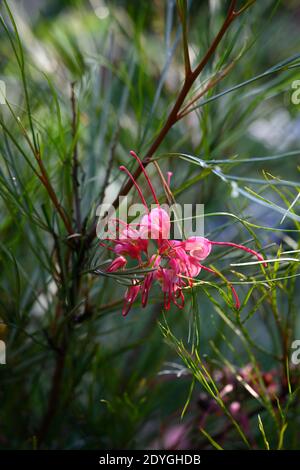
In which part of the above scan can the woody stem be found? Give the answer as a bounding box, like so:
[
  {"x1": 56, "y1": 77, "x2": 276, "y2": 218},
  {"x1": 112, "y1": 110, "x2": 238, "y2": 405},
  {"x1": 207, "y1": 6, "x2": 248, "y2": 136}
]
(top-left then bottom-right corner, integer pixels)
[{"x1": 113, "y1": 2, "x2": 238, "y2": 208}]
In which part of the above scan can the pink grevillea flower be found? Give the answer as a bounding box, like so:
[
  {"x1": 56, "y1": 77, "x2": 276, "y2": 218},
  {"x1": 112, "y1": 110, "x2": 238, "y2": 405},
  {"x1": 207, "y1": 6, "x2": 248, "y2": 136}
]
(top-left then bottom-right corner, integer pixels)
[
  {"x1": 184, "y1": 237, "x2": 211, "y2": 260},
  {"x1": 101, "y1": 150, "x2": 266, "y2": 316}
]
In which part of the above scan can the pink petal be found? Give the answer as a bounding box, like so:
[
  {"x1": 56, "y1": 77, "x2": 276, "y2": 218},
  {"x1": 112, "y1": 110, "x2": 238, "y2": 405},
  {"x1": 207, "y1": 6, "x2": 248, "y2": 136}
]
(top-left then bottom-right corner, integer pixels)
[
  {"x1": 107, "y1": 255, "x2": 127, "y2": 272},
  {"x1": 184, "y1": 237, "x2": 212, "y2": 260}
]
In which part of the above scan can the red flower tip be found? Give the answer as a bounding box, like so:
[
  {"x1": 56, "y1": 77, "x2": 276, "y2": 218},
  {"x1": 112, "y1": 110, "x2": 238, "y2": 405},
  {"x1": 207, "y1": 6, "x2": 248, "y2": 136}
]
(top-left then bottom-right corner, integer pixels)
[{"x1": 107, "y1": 255, "x2": 127, "y2": 273}]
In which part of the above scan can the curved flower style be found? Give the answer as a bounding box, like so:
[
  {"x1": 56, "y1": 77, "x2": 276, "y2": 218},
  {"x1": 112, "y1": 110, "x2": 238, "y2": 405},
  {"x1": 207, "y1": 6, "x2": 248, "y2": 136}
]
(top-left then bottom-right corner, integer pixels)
[
  {"x1": 101, "y1": 150, "x2": 266, "y2": 316},
  {"x1": 140, "y1": 207, "x2": 171, "y2": 241}
]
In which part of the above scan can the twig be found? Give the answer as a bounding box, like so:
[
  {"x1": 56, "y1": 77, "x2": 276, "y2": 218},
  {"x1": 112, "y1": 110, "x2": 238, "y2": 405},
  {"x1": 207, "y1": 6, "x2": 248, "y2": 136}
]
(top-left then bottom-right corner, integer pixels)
[
  {"x1": 115, "y1": 1, "x2": 237, "y2": 198},
  {"x1": 115, "y1": 0, "x2": 253, "y2": 204}
]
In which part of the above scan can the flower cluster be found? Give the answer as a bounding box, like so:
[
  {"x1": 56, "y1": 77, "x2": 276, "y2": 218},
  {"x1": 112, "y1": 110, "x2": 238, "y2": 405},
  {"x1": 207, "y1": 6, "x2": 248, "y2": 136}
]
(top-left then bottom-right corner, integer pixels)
[{"x1": 102, "y1": 151, "x2": 265, "y2": 316}]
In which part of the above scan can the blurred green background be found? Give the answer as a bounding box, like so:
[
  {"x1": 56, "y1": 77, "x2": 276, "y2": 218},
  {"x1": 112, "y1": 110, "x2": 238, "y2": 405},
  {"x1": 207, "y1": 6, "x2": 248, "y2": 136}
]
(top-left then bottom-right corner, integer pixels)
[{"x1": 0, "y1": 0, "x2": 300, "y2": 450}]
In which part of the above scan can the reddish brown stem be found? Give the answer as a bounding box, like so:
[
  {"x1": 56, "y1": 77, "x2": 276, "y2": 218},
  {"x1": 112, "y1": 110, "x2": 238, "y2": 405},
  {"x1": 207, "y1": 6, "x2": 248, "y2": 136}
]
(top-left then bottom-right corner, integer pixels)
[{"x1": 113, "y1": 2, "x2": 237, "y2": 207}]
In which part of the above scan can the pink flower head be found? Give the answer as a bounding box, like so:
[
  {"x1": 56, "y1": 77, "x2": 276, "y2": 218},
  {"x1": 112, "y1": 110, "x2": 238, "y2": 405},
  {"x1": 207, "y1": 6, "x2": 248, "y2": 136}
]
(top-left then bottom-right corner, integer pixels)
[{"x1": 100, "y1": 150, "x2": 266, "y2": 316}]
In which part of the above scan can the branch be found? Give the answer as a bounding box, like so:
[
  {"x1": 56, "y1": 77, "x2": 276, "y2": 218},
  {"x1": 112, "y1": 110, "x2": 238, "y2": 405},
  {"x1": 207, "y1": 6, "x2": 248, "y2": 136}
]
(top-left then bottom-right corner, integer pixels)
[
  {"x1": 177, "y1": 58, "x2": 238, "y2": 119},
  {"x1": 2, "y1": 99, "x2": 74, "y2": 235}
]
